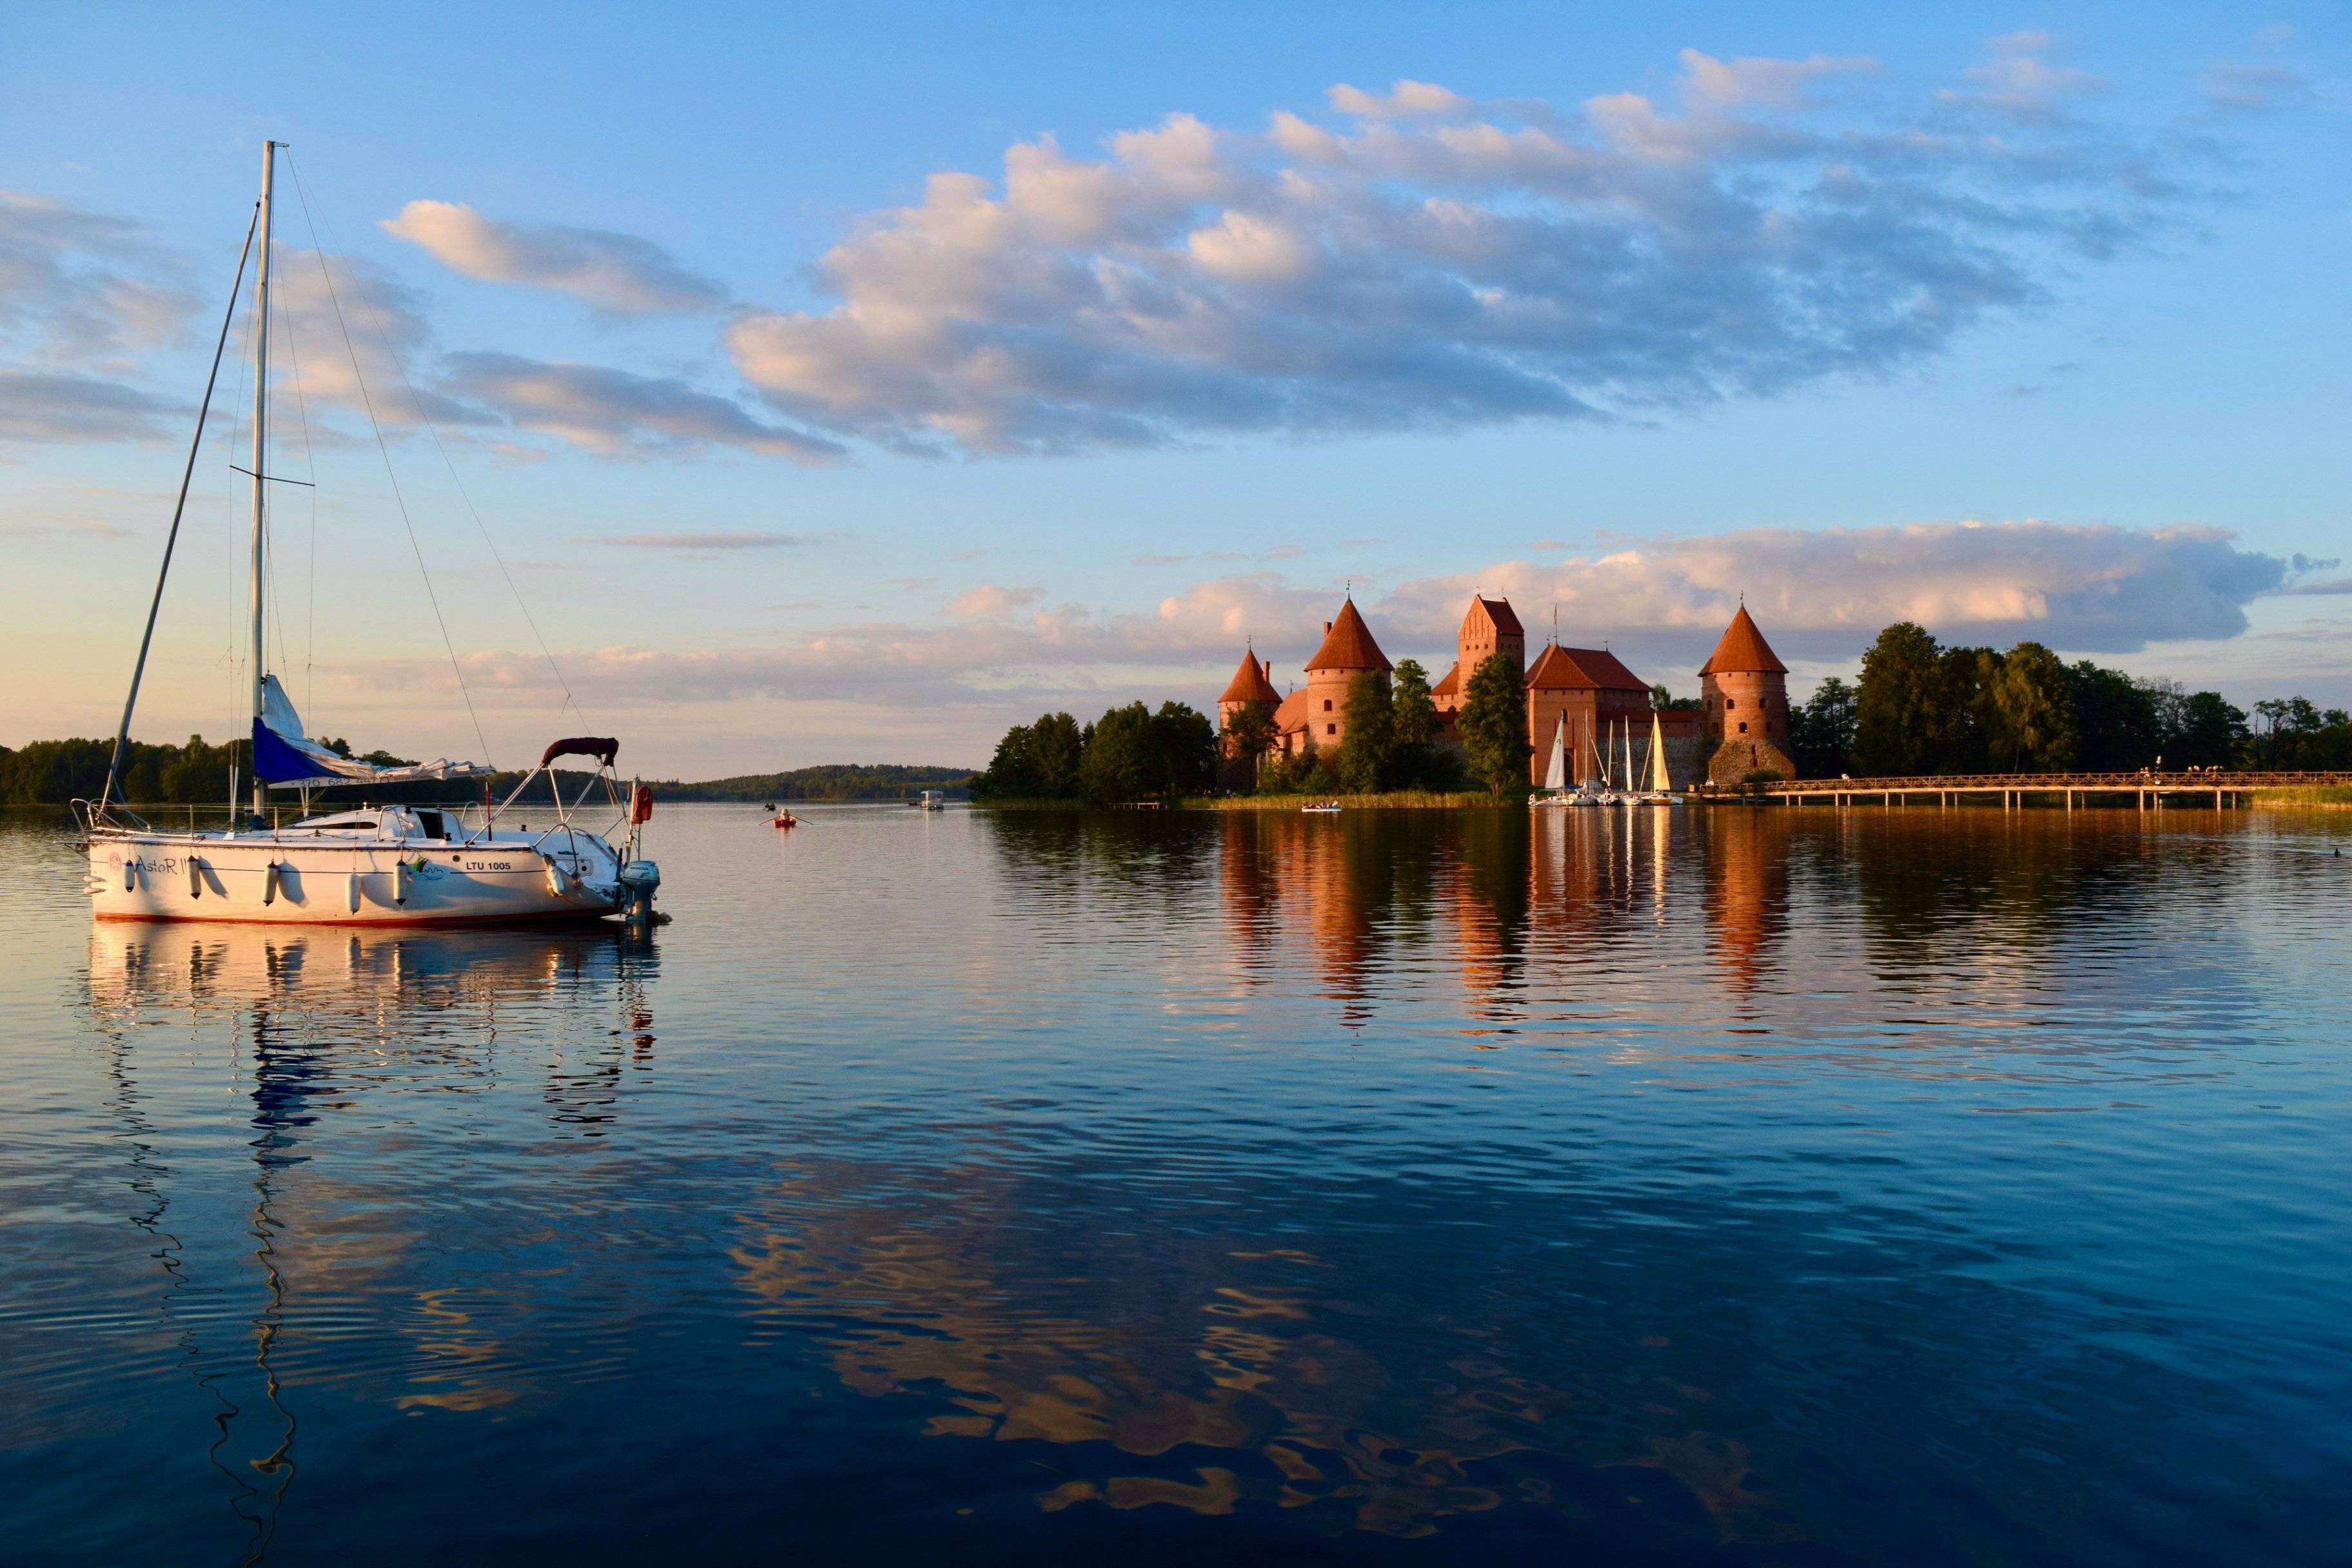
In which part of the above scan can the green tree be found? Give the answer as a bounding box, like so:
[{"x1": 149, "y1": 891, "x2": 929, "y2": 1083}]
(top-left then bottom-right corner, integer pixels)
[
  {"x1": 1788, "y1": 677, "x2": 1857, "y2": 778},
  {"x1": 1081, "y1": 702, "x2": 1160, "y2": 803},
  {"x1": 1338, "y1": 670, "x2": 1395, "y2": 794},
  {"x1": 1151, "y1": 701, "x2": 1217, "y2": 796},
  {"x1": 2253, "y1": 697, "x2": 2329, "y2": 765},
  {"x1": 2168, "y1": 691, "x2": 2248, "y2": 768},
  {"x1": 1032, "y1": 712, "x2": 1084, "y2": 796},
  {"x1": 1853, "y1": 621, "x2": 1943, "y2": 775},
  {"x1": 1389, "y1": 658, "x2": 1440, "y2": 789},
  {"x1": 1649, "y1": 683, "x2": 1700, "y2": 710},
  {"x1": 1985, "y1": 641, "x2": 2078, "y2": 771},
  {"x1": 2066, "y1": 663, "x2": 2161, "y2": 771},
  {"x1": 1458, "y1": 652, "x2": 1530, "y2": 798},
  {"x1": 1942, "y1": 645, "x2": 1998, "y2": 772},
  {"x1": 1220, "y1": 700, "x2": 1277, "y2": 790},
  {"x1": 970, "y1": 711, "x2": 1084, "y2": 800}
]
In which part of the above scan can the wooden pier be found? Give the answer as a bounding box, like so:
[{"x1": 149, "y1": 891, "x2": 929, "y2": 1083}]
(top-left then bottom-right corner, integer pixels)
[{"x1": 1739, "y1": 770, "x2": 2352, "y2": 810}]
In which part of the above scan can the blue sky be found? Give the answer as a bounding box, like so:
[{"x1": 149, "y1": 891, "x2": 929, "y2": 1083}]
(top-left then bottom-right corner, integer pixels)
[{"x1": 3, "y1": 2, "x2": 2345, "y2": 774}]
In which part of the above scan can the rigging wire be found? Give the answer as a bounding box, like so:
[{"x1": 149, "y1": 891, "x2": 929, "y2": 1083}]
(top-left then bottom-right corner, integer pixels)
[
  {"x1": 93, "y1": 203, "x2": 258, "y2": 819},
  {"x1": 275, "y1": 157, "x2": 495, "y2": 770},
  {"x1": 284, "y1": 152, "x2": 585, "y2": 736}
]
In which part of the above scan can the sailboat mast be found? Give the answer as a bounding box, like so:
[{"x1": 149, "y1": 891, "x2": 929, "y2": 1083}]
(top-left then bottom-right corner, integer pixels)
[{"x1": 248, "y1": 140, "x2": 275, "y2": 820}]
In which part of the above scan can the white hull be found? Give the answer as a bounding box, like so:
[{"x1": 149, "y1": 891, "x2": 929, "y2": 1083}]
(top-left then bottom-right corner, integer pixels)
[{"x1": 86, "y1": 827, "x2": 622, "y2": 926}]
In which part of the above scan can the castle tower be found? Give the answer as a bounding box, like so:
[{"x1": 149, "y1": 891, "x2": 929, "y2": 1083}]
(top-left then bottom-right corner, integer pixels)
[
  {"x1": 1217, "y1": 645, "x2": 1281, "y2": 736},
  {"x1": 1299, "y1": 598, "x2": 1391, "y2": 753},
  {"x1": 1458, "y1": 595, "x2": 1524, "y2": 680},
  {"x1": 1698, "y1": 605, "x2": 1796, "y2": 784},
  {"x1": 1433, "y1": 594, "x2": 1523, "y2": 714}
]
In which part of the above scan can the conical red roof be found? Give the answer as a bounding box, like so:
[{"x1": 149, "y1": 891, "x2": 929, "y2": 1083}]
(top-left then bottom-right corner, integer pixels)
[
  {"x1": 1304, "y1": 599, "x2": 1391, "y2": 673},
  {"x1": 1698, "y1": 606, "x2": 1786, "y2": 675},
  {"x1": 1218, "y1": 647, "x2": 1281, "y2": 705}
]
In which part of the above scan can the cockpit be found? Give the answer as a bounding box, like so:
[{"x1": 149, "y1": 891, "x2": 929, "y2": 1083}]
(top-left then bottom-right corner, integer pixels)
[{"x1": 285, "y1": 805, "x2": 460, "y2": 841}]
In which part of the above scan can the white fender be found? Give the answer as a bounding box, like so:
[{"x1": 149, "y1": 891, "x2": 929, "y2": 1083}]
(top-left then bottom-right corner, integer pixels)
[
  {"x1": 187, "y1": 857, "x2": 202, "y2": 898},
  {"x1": 393, "y1": 860, "x2": 409, "y2": 906},
  {"x1": 346, "y1": 872, "x2": 362, "y2": 915},
  {"x1": 262, "y1": 861, "x2": 279, "y2": 906},
  {"x1": 122, "y1": 859, "x2": 137, "y2": 892}
]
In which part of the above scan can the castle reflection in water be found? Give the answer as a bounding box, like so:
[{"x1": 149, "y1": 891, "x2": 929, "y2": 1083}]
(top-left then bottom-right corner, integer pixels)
[{"x1": 50, "y1": 804, "x2": 2295, "y2": 1561}]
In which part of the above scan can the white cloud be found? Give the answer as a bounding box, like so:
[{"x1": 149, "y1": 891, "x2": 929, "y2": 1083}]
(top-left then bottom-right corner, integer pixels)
[
  {"x1": 1378, "y1": 520, "x2": 2291, "y2": 666},
  {"x1": 949, "y1": 583, "x2": 1044, "y2": 617},
  {"x1": 1939, "y1": 32, "x2": 2106, "y2": 121},
  {"x1": 313, "y1": 520, "x2": 2304, "y2": 764},
  {"x1": 2200, "y1": 62, "x2": 2309, "y2": 113},
  {"x1": 1676, "y1": 49, "x2": 1876, "y2": 111},
  {"x1": 441, "y1": 352, "x2": 843, "y2": 460},
  {"x1": 1326, "y1": 79, "x2": 1473, "y2": 120},
  {"x1": 0, "y1": 191, "x2": 194, "y2": 366},
  {"x1": 0, "y1": 368, "x2": 182, "y2": 444},
  {"x1": 382, "y1": 200, "x2": 727, "y2": 313},
  {"x1": 728, "y1": 40, "x2": 2184, "y2": 455}
]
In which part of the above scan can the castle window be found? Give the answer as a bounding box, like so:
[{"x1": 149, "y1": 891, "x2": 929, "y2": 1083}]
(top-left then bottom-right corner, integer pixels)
[
  {"x1": 1738, "y1": 721, "x2": 1749, "y2": 734},
  {"x1": 1725, "y1": 696, "x2": 1736, "y2": 710},
  {"x1": 1326, "y1": 723, "x2": 1337, "y2": 736},
  {"x1": 1323, "y1": 699, "x2": 1332, "y2": 711}
]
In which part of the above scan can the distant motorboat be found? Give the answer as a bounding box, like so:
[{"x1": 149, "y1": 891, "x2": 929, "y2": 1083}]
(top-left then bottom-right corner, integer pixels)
[
  {"x1": 916, "y1": 790, "x2": 946, "y2": 812},
  {"x1": 1302, "y1": 801, "x2": 1342, "y2": 814}
]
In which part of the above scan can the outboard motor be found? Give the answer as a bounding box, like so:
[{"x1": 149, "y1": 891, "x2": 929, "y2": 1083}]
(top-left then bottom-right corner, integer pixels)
[{"x1": 618, "y1": 858, "x2": 661, "y2": 923}]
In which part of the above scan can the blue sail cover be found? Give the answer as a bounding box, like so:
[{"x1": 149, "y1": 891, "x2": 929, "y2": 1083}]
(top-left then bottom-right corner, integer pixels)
[{"x1": 250, "y1": 674, "x2": 487, "y2": 789}]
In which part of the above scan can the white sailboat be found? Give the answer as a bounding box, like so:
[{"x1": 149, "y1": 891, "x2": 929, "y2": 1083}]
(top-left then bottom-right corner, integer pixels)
[
  {"x1": 1578, "y1": 725, "x2": 1614, "y2": 805},
  {"x1": 76, "y1": 142, "x2": 660, "y2": 926},
  {"x1": 1640, "y1": 710, "x2": 1680, "y2": 803},
  {"x1": 1535, "y1": 714, "x2": 1573, "y2": 805}
]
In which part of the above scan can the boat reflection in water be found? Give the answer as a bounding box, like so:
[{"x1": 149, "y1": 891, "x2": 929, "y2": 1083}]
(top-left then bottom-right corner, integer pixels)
[{"x1": 79, "y1": 921, "x2": 659, "y2": 1561}]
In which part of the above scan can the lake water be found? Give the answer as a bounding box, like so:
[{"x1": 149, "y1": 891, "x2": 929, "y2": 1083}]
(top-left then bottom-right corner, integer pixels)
[{"x1": 3, "y1": 802, "x2": 2348, "y2": 1565}]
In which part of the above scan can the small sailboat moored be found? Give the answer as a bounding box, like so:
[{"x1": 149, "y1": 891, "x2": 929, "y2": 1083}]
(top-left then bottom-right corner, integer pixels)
[
  {"x1": 75, "y1": 142, "x2": 661, "y2": 926},
  {"x1": 1536, "y1": 714, "x2": 1574, "y2": 806}
]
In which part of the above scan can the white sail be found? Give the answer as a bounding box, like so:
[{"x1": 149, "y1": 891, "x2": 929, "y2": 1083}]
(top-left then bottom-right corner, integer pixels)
[
  {"x1": 1648, "y1": 711, "x2": 1671, "y2": 793},
  {"x1": 1542, "y1": 714, "x2": 1567, "y2": 792}
]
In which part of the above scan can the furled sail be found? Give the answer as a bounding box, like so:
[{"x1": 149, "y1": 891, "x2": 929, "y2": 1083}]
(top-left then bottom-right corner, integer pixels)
[{"x1": 250, "y1": 674, "x2": 487, "y2": 789}]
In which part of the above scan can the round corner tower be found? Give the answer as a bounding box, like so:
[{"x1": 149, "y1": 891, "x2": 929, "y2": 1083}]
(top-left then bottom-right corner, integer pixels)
[
  {"x1": 1217, "y1": 645, "x2": 1280, "y2": 734},
  {"x1": 1301, "y1": 598, "x2": 1391, "y2": 752},
  {"x1": 1699, "y1": 605, "x2": 1796, "y2": 783}
]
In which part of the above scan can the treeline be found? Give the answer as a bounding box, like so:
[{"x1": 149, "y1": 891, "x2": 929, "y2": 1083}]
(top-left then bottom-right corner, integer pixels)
[
  {"x1": 0, "y1": 734, "x2": 970, "y2": 808},
  {"x1": 0, "y1": 734, "x2": 249, "y2": 807},
  {"x1": 970, "y1": 701, "x2": 1218, "y2": 802},
  {"x1": 0, "y1": 733, "x2": 615, "y2": 810},
  {"x1": 1785, "y1": 622, "x2": 2352, "y2": 776},
  {"x1": 658, "y1": 763, "x2": 973, "y2": 801},
  {"x1": 970, "y1": 654, "x2": 1540, "y2": 803}
]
